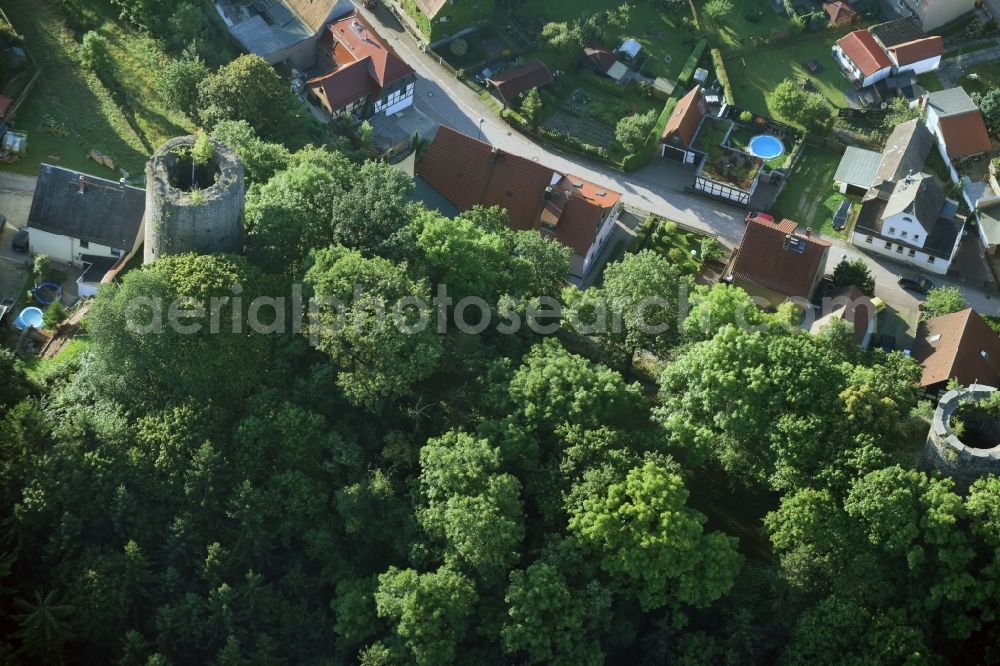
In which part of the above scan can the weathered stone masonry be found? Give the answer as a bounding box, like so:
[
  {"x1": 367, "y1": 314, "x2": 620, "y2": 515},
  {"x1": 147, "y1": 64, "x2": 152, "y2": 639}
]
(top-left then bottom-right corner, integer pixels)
[
  {"x1": 144, "y1": 136, "x2": 245, "y2": 264},
  {"x1": 926, "y1": 385, "x2": 1000, "y2": 491}
]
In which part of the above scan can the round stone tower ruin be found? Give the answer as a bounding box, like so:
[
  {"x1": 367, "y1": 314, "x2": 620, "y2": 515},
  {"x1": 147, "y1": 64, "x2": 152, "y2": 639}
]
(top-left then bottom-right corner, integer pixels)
[
  {"x1": 143, "y1": 135, "x2": 245, "y2": 264},
  {"x1": 926, "y1": 385, "x2": 1000, "y2": 491}
]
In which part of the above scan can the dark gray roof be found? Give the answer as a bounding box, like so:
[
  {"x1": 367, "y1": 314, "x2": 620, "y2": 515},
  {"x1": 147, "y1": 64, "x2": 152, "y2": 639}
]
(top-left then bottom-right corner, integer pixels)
[
  {"x1": 79, "y1": 254, "x2": 120, "y2": 284},
  {"x1": 872, "y1": 119, "x2": 933, "y2": 185},
  {"x1": 855, "y1": 195, "x2": 962, "y2": 259},
  {"x1": 869, "y1": 18, "x2": 925, "y2": 49},
  {"x1": 27, "y1": 164, "x2": 145, "y2": 250},
  {"x1": 883, "y1": 173, "x2": 946, "y2": 234},
  {"x1": 926, "y1": 87, "x2": 979, "y2": 119},
  {"x1": 834, "y1": 147, "x2": 882, "y2": 189}
]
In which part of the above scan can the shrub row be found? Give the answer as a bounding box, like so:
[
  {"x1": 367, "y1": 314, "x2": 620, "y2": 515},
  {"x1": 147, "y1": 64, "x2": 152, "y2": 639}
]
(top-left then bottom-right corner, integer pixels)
[
  {"x1": 676, "y1": 38, "x2": 707, "y2": 89},
  {"x1": 710, "y1": 48, "x2": 735, "y2": 106}
]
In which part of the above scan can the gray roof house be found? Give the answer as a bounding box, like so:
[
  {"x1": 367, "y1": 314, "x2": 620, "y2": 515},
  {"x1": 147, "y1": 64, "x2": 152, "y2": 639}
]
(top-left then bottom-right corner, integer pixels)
[
  {"x1": 26, "y1": 164, "x2": 146, "y2": 269},
  {"x1": 834, "y1": 146, "x2": 883, "y2": 194},
  {"x1": 963, "y1": 176, "x2": 1000, "y2": 256},
  {"x1": 926, "y1": 87, "x2": 980, "y2": 119},
  {"x1": 220, "y1": 0, "x2": 352, "y2": 69},
  {"x1": 872, "y1": 118, "x2": 934, "y2": 184},
  {"x1": 834, "y1": 119, "x2": 933, "y2": 196},
  {"x1": 882, "y1": 172, "x2": 946, "y2": 232},
  {"x1": 853, "y1": 171, "x2": 963, "y2": 274}
]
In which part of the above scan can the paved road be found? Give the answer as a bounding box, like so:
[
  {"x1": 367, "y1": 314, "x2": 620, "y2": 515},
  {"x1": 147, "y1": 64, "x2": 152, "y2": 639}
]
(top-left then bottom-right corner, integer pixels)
[
  {"x1": 356, "y1": 2, "x2": 1000, "y2": 316},
  {"x1": 354, "y1": 2, "x2": 750, "y2": 249}
]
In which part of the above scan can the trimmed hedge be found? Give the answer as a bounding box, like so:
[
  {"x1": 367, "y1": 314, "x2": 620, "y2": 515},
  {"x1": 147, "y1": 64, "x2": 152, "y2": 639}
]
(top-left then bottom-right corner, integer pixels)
[
  {"x1": 710, "y1": 48, "x2": 735, "y2": 106},
  {"x1": 676, "y1": 38, "x2": 707, "y2": 88}
]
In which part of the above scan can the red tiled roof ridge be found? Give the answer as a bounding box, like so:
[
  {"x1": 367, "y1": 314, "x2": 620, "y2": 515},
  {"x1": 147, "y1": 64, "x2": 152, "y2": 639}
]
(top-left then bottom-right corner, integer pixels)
[{"x1": 837, "y1": 30, "x2": 892, "y2": 76}]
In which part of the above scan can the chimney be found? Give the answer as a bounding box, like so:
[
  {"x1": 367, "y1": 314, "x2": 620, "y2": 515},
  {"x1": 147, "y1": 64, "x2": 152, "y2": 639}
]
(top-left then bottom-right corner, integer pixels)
[
  {"x1": 805, "y1": 227, "x2": 811, "y2": 237},
  {"x1": 78, "y1": 175, "x2": 86, "y2": 194}
]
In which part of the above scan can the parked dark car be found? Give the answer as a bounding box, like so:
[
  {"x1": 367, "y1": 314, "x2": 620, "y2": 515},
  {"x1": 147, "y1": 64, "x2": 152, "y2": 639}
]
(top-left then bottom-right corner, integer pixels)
[
  {"x1": 897, "y1": 275, "x2": 934, "y2": 294},
  {"x1": 877, "y1": 334, "x2": 896, "y2": 353},
  {"x1": 11, "y1": 227, "x2": 28, "y2": 253},
  {"x1": 832, "y1": 199, "x2": 851, "y2": 231}
]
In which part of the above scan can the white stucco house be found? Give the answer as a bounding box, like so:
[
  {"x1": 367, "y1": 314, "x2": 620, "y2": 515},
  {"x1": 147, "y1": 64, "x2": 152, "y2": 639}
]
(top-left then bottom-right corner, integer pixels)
[
  {"x1": 885, "y1": 36, "x2": 943, "y2": 75},
  {"x1": 924, "y1": 87, "x2": 994, "y2": 169},
  {"x1": 852, "y1": 173, "x2": 964, "y2": 275},
  {"x1": 26, "y1": 165, "x2": 145, "y2": 288},
  {"x1": 892, "y1": 0, "x2": 976, "y2": 32},
  {"x1": 833, "y1": 30, "x2": 892, "y2": 88}
]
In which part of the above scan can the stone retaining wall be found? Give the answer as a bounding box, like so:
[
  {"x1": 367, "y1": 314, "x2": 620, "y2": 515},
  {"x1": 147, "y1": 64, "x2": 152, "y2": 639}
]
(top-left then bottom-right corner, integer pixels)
[{"x1": 926, "y1": 385, "x2": 1000, "y2": 490}]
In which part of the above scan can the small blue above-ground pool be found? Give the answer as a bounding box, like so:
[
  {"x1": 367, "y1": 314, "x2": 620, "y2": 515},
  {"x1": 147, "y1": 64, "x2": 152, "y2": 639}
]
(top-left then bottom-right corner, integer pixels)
[
  {"x1": 34, "y1": 282, "x2": 62, "y2": 306},
  {"x1": 748, "y1": 135, "x2": 785, "y2": 160},
  {"x1": 14, "y1": 307, "x2": 44, "y2": 331}
]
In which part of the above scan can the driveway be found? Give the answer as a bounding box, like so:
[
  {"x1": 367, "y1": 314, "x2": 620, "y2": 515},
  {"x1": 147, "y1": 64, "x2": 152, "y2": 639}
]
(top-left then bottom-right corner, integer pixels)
[{"x1": 0, "y1": 172, "x2": 35, "y2": 302}]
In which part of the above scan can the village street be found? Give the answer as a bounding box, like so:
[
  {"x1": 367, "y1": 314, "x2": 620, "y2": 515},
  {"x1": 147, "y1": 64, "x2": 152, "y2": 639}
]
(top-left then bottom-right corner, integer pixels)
[{"x1": 352, "y1": 2, "x2": 1000, "y2": 318}]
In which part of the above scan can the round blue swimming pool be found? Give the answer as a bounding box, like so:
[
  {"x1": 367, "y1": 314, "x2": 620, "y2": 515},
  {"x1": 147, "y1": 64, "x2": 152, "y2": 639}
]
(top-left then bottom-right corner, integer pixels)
[
  {"x1": 14, "y1": 307, "x2": 43, "y2": 331},
  {"x1": 748, "y1": 135, "x2": 785, "y2": 160}
]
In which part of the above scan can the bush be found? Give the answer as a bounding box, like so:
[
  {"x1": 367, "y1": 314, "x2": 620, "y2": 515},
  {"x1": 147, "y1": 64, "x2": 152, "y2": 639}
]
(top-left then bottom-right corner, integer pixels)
[
  {"x1": 710, "y1": 48, "x2": 735, "y2": 106},
  {"x1": 924, "y1": 287, "x2": 967, "y2": 318},
  {"x1": 79, "y1": 30, "x2": 111, "y2": 73},
  {"x1": 739, "y1": 110, "x2": 753, "y2": 123},
  {"x1": 450, "y1": 39, "x2": 469, "y2": 57},
  {"x1": 616, "y1": 110, "x2": 658, "y2": 154},
  {"x1": 667, "y1": 247, "x2": 686, "y2": 263},
  {"x1": 43, "y1": 302, "x2": 67, "y2": 330}
]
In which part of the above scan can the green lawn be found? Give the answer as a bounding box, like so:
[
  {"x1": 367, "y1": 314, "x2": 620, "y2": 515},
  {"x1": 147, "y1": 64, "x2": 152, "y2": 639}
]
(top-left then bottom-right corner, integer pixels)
[
  {"x1": 517, "y1": 1, "x2": 695, "y2": 82},
  {"x1": 699, "y1": 0, "x2": 792, "y2": 50},
  {"x1": 918, "y1": 71, "x2": 945, "y2": 93},
  {"x1": 727, "y1": 31, "x2": 853, "y2": 119},
  {"x1": 959, "y1": 62, "x2": 1000, "y2": 96},
  {"x1": 20, "y1": 335, "x2": 89, "y2": 384},
  {"x1": 0, "y1": 0, "x2": 196, "y2": 178},
  {"x1": 772, "y1": 146, "x2": 849, "y2": 239}
]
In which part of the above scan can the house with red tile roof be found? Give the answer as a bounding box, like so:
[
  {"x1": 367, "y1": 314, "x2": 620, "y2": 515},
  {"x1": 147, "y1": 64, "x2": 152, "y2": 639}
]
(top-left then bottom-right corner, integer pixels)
[
  {"x1": 727, "y1": 217, "x2": 831, "y2": 309},
  {"x1": 923, "y1": 87, "x2": 993, "y2": 163},
  {"x1": 913, "y1": 309, "x2": 1000, "y2": 390},
  {"x1": 416, "y1": 125, "x2": 624, "y2": 277},
  {"x1": 823, "y1": 0, "x2": 857, "y2": 27},
  {"x1": 885, "y1": 36, "x2": 943, "y2": 75},
  {"x1": 306, "y1": 11, "x2": 416, "y2": 119},
  {"x1": 833, "y1": 30, "x2": 893, "y2": 88},
  {"x1": 487, "y1": 60, "x2": 554, "y2": 107},
  {"x1": 660, "y1": 87, "x2": 707, "y2": 163}
]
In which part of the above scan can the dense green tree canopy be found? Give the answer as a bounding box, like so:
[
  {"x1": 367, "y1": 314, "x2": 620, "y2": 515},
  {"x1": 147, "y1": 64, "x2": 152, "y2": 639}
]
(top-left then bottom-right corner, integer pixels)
[
  {"x1": 3, "y1": 117, "x2": 999, "y2": 666},
  {"x1": 197, "y1": 55, "x2": 300, "y2": 142}
]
